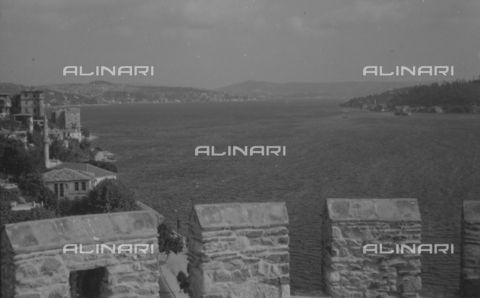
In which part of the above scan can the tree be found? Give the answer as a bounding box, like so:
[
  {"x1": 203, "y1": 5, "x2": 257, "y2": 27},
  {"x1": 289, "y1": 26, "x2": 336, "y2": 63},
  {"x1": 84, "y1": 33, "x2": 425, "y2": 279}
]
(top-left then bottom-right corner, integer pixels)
[
  {"x1": 0, "y1": 187, "x2": 57, "y2": 227},
  {"x1": 81, "y1": 127, "x2": 91, "y2": 138},
  {"x1": 80, "y1": 139, "x2": 91, "y2": 152},
  {"x1": 85, "y1": 179, "x2": 138, "y2": 214},
  {"x1": 1, "y1": 139, "x2": 44, "y2": 177},
  {"x1": 158, "y1": 223, "x2": 184, "y2": 256},
  {"x1": 27, "y1": 130, "x2": 43, "y2": 147},
  {"x1": 177, "y1": 271, "x2": 191, "y2": 296},
  {"x1": 58, "y1": 197, "x2": 88, "y2": 216},
  {"x1": 50, "y1": 139, "x2": 88, "y2": 163},
  {"x1": 18, "y1": 173, "x2": 57, "y2": 211}
]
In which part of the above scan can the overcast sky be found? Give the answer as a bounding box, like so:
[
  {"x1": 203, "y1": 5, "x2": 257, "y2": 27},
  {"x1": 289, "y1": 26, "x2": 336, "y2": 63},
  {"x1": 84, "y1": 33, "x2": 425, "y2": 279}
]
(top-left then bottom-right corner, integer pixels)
[{"x1": 0, "y1": 0, "x2": 479, "y2": 89}]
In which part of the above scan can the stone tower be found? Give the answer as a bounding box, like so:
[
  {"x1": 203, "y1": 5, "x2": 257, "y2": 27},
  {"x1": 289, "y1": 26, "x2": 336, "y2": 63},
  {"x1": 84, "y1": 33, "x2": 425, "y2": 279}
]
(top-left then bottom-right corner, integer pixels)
[
  {"x1": 28, "y1": 116, "x2": 33, "y2": 133},
  {"x1": 43, "y1": 114, "x2": 50, "y2": 169}
]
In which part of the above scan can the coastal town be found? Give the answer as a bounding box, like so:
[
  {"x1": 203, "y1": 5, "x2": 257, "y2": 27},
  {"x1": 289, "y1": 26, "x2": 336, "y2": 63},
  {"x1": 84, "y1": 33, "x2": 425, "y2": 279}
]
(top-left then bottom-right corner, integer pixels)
[
  {"x1": 0, "y1": 81, "x2": 266, "y2": 107},
  {"x1": 0, "y1": 90, "x2": 118, "y2": 210}
]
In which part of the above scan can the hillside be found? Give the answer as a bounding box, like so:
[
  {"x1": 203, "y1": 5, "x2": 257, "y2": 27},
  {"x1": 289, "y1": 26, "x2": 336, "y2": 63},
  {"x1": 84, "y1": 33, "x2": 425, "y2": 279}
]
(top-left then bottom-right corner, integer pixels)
[
  {"x1": 216, "y1": 80, "x2": 431, "y2": 100},
  {"x1": 0, "y1": 81, "x2": 259, "y2": 106},
  {"x1": 341, "y1": 79, "x2": 480, "y2": 113}
]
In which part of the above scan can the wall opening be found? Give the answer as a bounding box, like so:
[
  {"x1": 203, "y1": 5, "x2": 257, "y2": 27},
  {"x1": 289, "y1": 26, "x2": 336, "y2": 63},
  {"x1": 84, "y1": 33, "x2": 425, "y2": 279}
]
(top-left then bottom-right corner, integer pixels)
[{"x1": 69, "y1": 267, "x2": 107, "y2": 298}]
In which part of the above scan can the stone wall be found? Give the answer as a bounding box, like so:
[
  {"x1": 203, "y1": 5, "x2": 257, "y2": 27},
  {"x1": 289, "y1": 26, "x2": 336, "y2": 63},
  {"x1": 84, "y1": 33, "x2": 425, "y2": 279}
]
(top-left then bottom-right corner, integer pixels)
[
  {"x1": 187, "y1": 202, "x2": 290, "y2": 298},
  {"x1": 1, "y1": 210, "x2": 163, "y2": 298},
  {"x1": 322, "y1": 198, "x2": 422, "y2": 298},
  {"x1": 461, "y1": 201, "x2": 480, "y2": 298}
]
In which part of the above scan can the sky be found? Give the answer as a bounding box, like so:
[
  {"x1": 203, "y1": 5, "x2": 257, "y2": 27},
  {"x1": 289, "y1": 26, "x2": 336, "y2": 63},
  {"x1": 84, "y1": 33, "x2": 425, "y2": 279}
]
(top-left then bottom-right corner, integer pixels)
[{"x1": 0, "y1": 0, "x2": 479, "y2": 89}]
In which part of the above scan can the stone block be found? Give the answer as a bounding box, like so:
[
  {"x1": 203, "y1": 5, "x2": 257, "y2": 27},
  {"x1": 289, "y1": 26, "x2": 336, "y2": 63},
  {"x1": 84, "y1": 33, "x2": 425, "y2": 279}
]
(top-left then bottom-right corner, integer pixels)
[
  {"x1": 3, "y1": 211, "x2": 159, "y2": 254},
  {"x1": 266, "y1": 253, "x2": 289, "y2": 264},
  {"x1": 107, "y1": 264, "x2": 134, "y2": 274},
  {"x1": 326, "y1": 198, "x2": 421, "y2": 222},
  {"x1": 189, "y1": 202, "x2": 289, "y2": 298},
  {"x1": 324, "y1": 198, "x2": 422, "y2": 298},
  {"x1": 214, "y1": 270, "x2": 231, "y2": 282},
  {"x1": 191, "y1": 202, "x2": 288, "y2": 230},
  {"x1": 47, "y1": 285, "x2": 68, "y2": 298},
  {"x1": 15, "y1": 294, "x2": 41, "y2": 298},
  {"x1": 264, "y1": 227, "x2": 288, "y2": 236},
  {"x1": 224, "y1": 259, "x2": 244, "y2": 271},
  {"x1": 16, "y1": 264, "x2": 39, "y2": 280},
  {"x1": 237, "y1": 229, "x2": 265, "y2": 238}
]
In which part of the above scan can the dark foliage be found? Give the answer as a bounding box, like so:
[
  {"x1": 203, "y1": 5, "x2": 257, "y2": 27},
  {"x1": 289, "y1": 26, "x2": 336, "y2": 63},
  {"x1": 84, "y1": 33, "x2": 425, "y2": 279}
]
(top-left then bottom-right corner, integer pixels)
[
  {"x1": 80, "y1": 139, "x2": 91, "y2": 151},
  {"x1": 1, "y1": 139, "x2": 45, "y2": 177},
  {"x1": 27, "y1": 130, "x2": 43, "y2": 147},
  {"x1": 84, "y1": 179, "x2": 139, "y2": 214},
  {"x1": 81, "y1": 127, "x2": 91, "y2": 137},
  {"x1": 58, "y1": 198, "x2": 89, "y2": 216},
  {"x1": 18, "y1": 173, "x2": 57, "y2": 211},
  {"x1": 341, "y1": 78, "x2": 480, "y2": 113},
  {"x1": 158, "y1": 223, "x2": 184, "y2": 255},
  {"x1": 177, "y1": 271, "x2": 191, "y2": 296},
  {"x1": 0, "y1": 119, "x2": 22, "y2": 132},
  {"x1": 49, "y1": 138, "x2": 89, "y2": 163},
  {"x1": 0, "y1": 187, "x2": 57, "y2": 227}
]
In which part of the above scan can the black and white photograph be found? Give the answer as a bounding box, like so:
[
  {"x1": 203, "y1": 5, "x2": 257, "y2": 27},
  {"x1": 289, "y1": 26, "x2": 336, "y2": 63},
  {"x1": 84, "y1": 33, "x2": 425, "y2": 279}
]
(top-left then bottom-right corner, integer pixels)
[{"x1": 0, "y1": 1, "x2": 480, "y2": 297}]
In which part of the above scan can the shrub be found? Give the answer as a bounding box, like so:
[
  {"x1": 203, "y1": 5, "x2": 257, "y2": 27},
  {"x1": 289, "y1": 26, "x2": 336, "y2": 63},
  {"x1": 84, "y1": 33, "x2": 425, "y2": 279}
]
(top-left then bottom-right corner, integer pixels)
[
  {"x1": 158, "y1": 223, "x2": 184, "y2": 256},
  {"x1": 1, "y1": 139, "x2": 45, "y2": 177},
  {"x1": 58, "y1": 198, "x2": 88, "y2": 216},
  {"x1": 18, "y1": 173, "x2": 58, "y2": 211},
  {"x1": 81, "y1": 127, "x2": 91, "y2": 137},
  {"x1": 0, "y1": 187, "x2": 57, "y2": 227},
  {"x1": 177, "y1": 271, "x2": 191, "y2": 296},
  {"x1": 85, "y1": 179, "x2": 139, "y2": 214}
]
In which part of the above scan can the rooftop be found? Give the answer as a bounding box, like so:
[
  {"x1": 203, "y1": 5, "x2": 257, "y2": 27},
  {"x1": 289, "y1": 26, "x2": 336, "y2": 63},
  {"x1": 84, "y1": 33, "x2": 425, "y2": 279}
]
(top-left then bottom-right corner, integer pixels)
[
  {"x1": 326, "y1": 198, "x2": 421, "y2": 222},
  {"x1": 12, "y1": 113, "x2": 33, "y2": 117},
  {"x1": 191, "y1": 202, "x2": 288, "y2": 230},
  {"x1": 21, "y1": 90, "x2": 44, "y2": 93},
  {"x1": 53, "y1": 162, "x2": 117, "y2": 178},
  {"x1": 43, "y1": 168, "x2": 95, "y2": 182},
  {"x1": 3, "y1": 210, "x2": 161, "y2": 254}
]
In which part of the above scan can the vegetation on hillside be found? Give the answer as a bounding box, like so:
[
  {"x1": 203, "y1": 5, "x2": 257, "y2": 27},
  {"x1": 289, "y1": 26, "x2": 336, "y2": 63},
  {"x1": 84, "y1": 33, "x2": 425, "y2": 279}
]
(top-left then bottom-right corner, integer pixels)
[
  {"x1": 0, "y1": 187, "x2": 57, "y2": 226},
  {"x1": 0, "y1": 139, "x2": 45, "y2": 177},
  {"x1": 84, "y1": 179, "x2": 139, "y2": 214},
  {"x1": 341, "y1": 78, "x2": 480, "y2": 113}
]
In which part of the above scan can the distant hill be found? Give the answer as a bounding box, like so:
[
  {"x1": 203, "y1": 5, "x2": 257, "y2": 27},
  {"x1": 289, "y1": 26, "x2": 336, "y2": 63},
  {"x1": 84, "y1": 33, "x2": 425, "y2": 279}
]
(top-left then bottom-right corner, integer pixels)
[
  {"x1": 217, "y1": 80, "x2": 434, "y2": 100},
  {"x1": 0, "y1": 81, "x2": 257, "y2": 106},
  {"x1": 341, "y1": 79, "x2": 480, "y2": 113}
]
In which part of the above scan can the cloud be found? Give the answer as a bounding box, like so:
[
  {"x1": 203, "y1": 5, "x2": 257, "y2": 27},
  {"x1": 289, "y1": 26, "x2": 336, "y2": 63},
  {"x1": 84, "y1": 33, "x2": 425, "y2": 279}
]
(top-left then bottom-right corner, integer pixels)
[
  {"x1": 288, "y1": 16, "x2": 330, "y2": 37},
  {"x1": 317, "y1": 0, "x2": 409, "y2": 28},
  {"x1": 126, "y1": 0, "x2": 264, "y2": 30}
]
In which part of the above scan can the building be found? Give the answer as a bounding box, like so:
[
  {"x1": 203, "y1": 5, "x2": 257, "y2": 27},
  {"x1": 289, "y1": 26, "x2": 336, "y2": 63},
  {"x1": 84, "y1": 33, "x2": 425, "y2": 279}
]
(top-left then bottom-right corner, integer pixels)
[
  {"x1": 42, "y1": 168, "x2": 95, "y2": 200},
  {"x1": 92, "y1": 149, "x2": 116, "y2": 162},
  {"x1": 11, "y1": 90, "x2": 45, "y2": 119},
  {"x1": 52, "y1": 162, "x2": 117, "y2": 185},
  {"x1": 49, "y1": 128, "x2": 64, "y2": 140},
  {"x1": 0, "y1": 93, "x2": 11, "y2": 117},
  {"x1": 10, "y1": 201, "x2": 44, "y2": 211},
  {"x1": 0, "y1": 211, "x2": 161, "y2": 298},
  {"x1": 42, "y1": 115, "x2": 62, "y2": 169},
  {"x1": 63, "y1": 128, "x2": 82, "y2": 141},
  {"x1": 51, "y1": 107, "x2": 81, "y2": 129},
  {"x1": 0, "y1": 128, "x2": 28, "y2": 143}
]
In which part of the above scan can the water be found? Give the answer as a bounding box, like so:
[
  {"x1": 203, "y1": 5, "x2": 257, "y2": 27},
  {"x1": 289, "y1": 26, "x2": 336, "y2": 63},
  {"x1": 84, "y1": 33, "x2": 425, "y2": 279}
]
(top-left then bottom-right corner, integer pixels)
[{"x1": 75, "y1": 100, "x2": 480, "y2": 296}]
